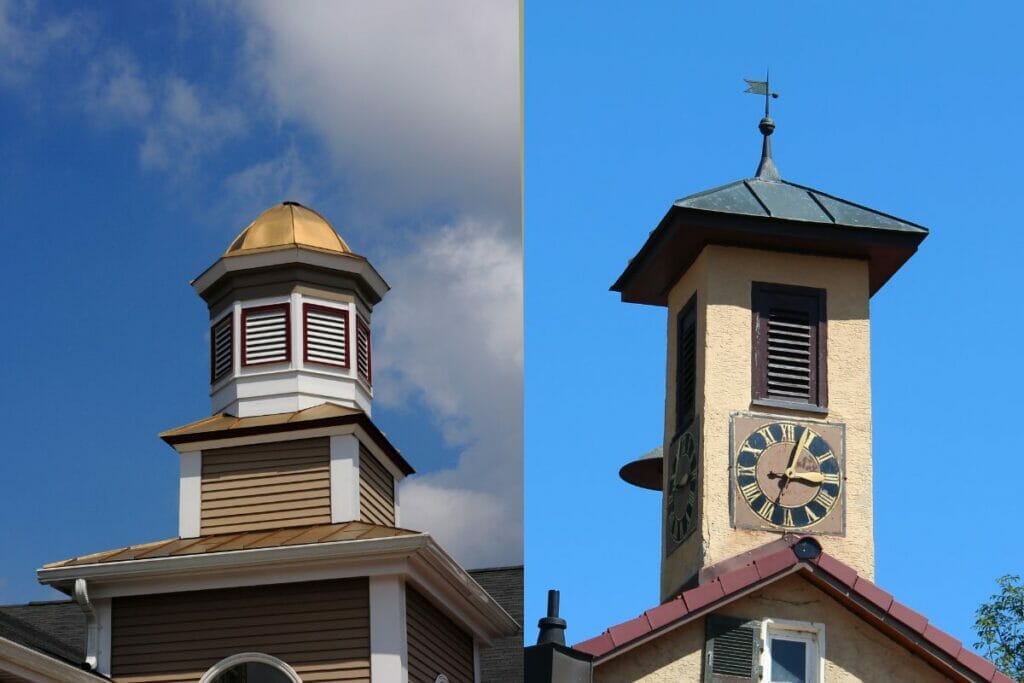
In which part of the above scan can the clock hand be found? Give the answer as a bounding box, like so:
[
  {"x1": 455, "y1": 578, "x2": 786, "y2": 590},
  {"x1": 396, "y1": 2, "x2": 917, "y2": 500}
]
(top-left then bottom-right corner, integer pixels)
[
  {"x1": 784, "y1": 427, "x2": 814, "y2": 479},
  {"x1": 787, "y1": 471, "x2": 824, "y2": 485}
]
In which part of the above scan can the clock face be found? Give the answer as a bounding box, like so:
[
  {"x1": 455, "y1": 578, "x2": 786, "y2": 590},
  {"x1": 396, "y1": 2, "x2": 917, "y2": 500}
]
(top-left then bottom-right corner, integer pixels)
[
  {"x1": 731, "y1": 415, "x2": 845, "y2": 534},
  {"x1": 665, "y1": 422, "x2": 699, "y2": 555}
]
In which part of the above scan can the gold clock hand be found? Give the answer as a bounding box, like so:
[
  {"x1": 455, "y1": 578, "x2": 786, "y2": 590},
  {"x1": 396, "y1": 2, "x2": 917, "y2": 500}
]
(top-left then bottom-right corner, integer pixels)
[
  {"x1": 787, "y1": 471, "x2": 824, "y2": 485},
  {"x1": 784, "y1": 427, "x2": 814, "y2": 479}
]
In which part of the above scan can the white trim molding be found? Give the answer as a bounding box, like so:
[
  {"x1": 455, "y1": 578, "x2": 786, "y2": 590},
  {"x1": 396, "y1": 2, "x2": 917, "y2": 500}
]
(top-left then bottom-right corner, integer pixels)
[
  {"x1": 760, "y1": 618, "x2": 826, "y2": 683},
  {"x1": 369, "y1": 575, "x2": 408, "y2": 683},
  {"x1": 199, "y1": 652, "x2": 303, "y2": 683},
  {"x1": 330, "y1": 435, "x2": 360, "y2": 522},
  {"x1": 0, "y1": 636, "x2": 105, "y2": 682},
  {"x1": 179, "y1": 450, "x2": 202, "y2": 538}
]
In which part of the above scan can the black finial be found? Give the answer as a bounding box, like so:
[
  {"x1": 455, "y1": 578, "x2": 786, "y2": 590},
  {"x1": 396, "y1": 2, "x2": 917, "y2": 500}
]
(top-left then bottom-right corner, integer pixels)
[
  {"x1": 744, "y1": 72, "x2": 781, "y2": 181},
  {"x1": 536, "y1": 589, "x2": 568, "y2": 646}
]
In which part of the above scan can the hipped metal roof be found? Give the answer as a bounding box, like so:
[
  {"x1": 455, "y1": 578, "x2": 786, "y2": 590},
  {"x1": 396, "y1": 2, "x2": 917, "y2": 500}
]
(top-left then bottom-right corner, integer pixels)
[{"x1": 612, "y1": 175, "x2": 930, "y2": 305}]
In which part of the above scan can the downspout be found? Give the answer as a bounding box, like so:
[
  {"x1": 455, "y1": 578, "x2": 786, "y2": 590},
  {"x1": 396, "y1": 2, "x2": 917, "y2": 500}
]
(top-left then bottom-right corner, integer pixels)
[{"x1": 73, "y1": 579, "x2": 99, "y2": 671}]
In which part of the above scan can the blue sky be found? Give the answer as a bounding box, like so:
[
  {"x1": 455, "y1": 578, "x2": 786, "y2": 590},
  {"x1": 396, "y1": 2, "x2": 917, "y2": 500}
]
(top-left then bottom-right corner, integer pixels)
[
  {"x1": 525, "y1": 0, "x2": 1024, "y2": 655},
  {"x1": 0, "y1": 0, "x2": 521, "y2": 604}
]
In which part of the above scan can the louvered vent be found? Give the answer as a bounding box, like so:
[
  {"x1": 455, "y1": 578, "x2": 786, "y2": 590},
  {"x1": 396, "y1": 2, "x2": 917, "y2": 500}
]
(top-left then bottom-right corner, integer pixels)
[
  {"x1": 711, "y1": 623, "x2": 757, "y2": 677},
  {"x1": 766, "y1": 307, "x2": 812, "y2": 400},
  {"x1": 676, "y1": 297, "x2": 698, "y2": 434},
  {"x1": 304, "y1": 304, "x2": 349, "y2": 367},
  {"x1": 210, "y1": 315, "x2": 233, "y2": 383},
  {"x1": 705, "y1": 616, "x2": 761, "y2": 682},
  {"x1": 753, "y1": 283, "x2": 826, "y2": 407},
  {"x1": 356, "y1": 316, "x2": 372, "y2": 384},
  {"x1": 242, "y1": 304, "x2": 290, "y2": 366}
]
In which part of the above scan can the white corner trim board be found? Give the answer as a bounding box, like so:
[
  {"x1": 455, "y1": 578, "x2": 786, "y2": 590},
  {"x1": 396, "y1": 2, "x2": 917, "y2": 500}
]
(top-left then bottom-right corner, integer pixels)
[
  {"x1": 370, "y1": 575, "x2": 408, "y2": 683},
  {"x1": 179, "y1": 451, "x2": 202, "y2": 538},
  {"x1": 330, "y1": 435, "x2": 360, "y2": 523}
]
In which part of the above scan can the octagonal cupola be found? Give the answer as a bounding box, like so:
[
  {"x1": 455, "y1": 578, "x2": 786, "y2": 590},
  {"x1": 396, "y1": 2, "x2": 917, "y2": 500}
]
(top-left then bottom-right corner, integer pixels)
[{"x1": 192, "y1": 201, "x2": 389, "y2": 418}]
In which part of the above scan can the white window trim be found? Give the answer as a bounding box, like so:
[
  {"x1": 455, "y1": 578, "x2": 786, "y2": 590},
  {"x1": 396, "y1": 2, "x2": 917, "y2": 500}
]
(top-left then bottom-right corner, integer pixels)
[
  {"x1": 760, "y1": 618, "x2": 825, "y2": 683},
  {"x1": 199, "y1": 652, "x2": 303, "y2": 683}
]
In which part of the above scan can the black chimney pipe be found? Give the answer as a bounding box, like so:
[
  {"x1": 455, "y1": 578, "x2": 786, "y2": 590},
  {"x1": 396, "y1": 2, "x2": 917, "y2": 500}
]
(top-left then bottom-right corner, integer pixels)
[{"x1": 536, "y1": 589, "x2": 568, "y2": 645}]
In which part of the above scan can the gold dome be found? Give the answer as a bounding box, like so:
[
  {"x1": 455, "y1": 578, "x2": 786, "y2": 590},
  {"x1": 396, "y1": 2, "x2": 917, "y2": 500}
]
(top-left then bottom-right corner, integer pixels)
[{"x1": 224, "y1": 202, "x2": 351, "y2": 256}]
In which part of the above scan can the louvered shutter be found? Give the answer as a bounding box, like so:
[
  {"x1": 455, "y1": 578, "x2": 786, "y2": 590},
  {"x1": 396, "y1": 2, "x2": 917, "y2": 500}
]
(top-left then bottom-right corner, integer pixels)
[
  {"x1": 210, "y1": 314, "x2": 233, "y2": 382},
  {"x1": 704, "y1": 615, "x2": 762, "y2": 682},
  {"x1": 675, "y1": 295, "x2": 698, "y2": 435},
  {"x1": 752, "y1": 283, "x2": 827, "y2": 407},
  {"x1": 356, "y1": 316, "x2": 372, "y2": 384},
  {"x1": 304, "y1": 304, "x2": 349, "y2": 367},
  {"x1": 242, "y1": 304, "x2": 291, "y2": 365}
]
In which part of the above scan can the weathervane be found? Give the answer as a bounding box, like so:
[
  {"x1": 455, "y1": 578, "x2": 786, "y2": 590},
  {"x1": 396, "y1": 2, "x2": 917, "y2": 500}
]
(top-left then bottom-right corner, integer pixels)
[{"x1": 744, "y1": 73, "x2": 781, "y2": 181}]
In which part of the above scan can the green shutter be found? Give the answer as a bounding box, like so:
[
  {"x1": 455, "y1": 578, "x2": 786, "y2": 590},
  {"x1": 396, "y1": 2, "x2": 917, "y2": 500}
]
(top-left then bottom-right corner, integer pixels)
[{"x1": 704, "y1": 615, "x2": 762, "y2": 682}]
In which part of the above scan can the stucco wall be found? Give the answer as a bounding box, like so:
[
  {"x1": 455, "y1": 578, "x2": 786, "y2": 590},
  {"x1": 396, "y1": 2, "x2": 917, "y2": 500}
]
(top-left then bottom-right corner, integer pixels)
[
  {"x1": 662, "y1": 246, "x2": 874, "y2": 600},
  {"x1": 594, "y1": 574, "x2": 952, "y2": 683}
]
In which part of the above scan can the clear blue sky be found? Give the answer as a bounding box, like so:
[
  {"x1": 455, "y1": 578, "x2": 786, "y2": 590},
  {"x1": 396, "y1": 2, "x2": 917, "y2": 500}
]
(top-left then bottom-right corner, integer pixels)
[
  {"x1": 0, "y1": 0, "x2": 521, "y2": 603},
  {"x1": 525, "y1": 0, "x2": 1024, "y2": 654}
]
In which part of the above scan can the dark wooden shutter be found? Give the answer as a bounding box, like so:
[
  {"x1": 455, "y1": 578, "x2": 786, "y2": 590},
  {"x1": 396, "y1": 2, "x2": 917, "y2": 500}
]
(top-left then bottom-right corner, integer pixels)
[
  {"x1": 752, "y1": 283, "x2": 827, "y2": 407},
  {"x1": 704, "y1": 615, "x2": 762, "y2": 682},
  {"x1": 210, "y1": 314, "x2": 233, "y2": 383},
  {"x1": 675, "y1": 295, "x2": 698, "y2": 435},
  {"x1": 242, "y1": 304, "x2": 291, "y2": 366}
]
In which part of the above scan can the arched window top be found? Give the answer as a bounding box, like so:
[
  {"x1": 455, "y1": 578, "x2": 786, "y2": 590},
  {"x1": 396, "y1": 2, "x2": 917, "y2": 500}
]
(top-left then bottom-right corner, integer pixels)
[{"x1": 199, "y1": 653, "x2": 302, "y2": 683}]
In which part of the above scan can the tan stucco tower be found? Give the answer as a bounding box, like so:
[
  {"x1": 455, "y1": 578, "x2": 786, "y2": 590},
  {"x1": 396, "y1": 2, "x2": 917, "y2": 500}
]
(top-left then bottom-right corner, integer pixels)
[{"x1": 614, "y1": 114, "x2": 928, "y2": 601}]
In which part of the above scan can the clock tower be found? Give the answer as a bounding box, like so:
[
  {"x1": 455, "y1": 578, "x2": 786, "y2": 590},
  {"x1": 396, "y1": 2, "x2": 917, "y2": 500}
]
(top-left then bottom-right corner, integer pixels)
[{"x1": 614, "y1": 99, "x2": 928, "y2": 601}]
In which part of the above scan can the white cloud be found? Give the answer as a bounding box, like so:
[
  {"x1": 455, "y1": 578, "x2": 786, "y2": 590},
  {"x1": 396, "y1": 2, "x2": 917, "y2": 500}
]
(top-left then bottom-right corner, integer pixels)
[
  {"x1": 139, "y1": 77, "x2": 247, "y2": 172},
  {"x1": 0, "y1": 0, "x2": 77, "y2": 85},
  {"x1": 377, "y1": 220, "x2": 523, "y2": 567},
  {"x1": 235, "y1": 0, "x2": 522, "y2": 225},
  {"x1": 222, "y1": 146, "x2": 321, "y2": 211},
  {"x1": 82, "y1": 52, "x2": 152, "y2": 121}
]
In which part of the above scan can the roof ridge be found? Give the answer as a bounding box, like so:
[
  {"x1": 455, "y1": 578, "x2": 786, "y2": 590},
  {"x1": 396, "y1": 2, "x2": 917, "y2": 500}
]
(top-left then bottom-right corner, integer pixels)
[{"x1": 571, "y1": 537, "x2": 1010, "y2": 682}]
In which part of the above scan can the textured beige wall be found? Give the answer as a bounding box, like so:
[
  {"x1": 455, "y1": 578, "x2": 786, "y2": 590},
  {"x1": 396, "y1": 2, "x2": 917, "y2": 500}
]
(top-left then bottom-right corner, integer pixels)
[
  {"x1": 595, "y1": 575, "x2": 952, "y2": 683},
  {"x1": 662, "y1": 246, "x2": 874, "y2": 600}
]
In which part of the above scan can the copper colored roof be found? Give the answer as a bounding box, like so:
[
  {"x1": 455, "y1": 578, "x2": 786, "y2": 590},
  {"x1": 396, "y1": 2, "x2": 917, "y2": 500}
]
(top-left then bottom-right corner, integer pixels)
[
  {"x1": 44, "y1": 521, "x2": 419, "y2": 569},
  {"x1": 225, "y1": 201, "x2": 351, "y2": 257},
  {"x1": 573, "y1": 536, "x2": 1011, "y2": 683},
  {"x1": 159, "y1": 403, "x2": 415, "y2": 476}
]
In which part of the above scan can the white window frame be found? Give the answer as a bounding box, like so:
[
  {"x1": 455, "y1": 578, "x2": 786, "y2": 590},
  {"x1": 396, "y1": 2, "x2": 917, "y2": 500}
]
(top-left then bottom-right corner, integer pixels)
[
  {"x1": 760, "y1": 618, "x2": 825, "y2": 683},
  {"x1": 199, "y1": 652, "x2": 303, "y2": 683}
]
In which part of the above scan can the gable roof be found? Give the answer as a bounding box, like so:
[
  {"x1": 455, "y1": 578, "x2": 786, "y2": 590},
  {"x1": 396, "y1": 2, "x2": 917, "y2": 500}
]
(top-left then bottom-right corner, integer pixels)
[{"x1": 573, "y1": 536, "x2": 1011, "y2": 683}]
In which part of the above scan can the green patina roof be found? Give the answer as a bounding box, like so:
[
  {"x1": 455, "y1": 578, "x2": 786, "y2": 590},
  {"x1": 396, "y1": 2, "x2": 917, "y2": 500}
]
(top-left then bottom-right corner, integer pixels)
[{"x1": 674, "y1": 176, "x2": 927, "y2": 234}]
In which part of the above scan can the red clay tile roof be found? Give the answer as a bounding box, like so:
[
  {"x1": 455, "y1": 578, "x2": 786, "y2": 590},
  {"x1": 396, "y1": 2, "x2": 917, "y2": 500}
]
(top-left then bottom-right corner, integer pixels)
[
  {"x1": 158, "y1": 404, "x2": 415, "y2": 475},
  {"x1": 573, "y1": 536, "x2": 1012, "y2": 683},
  {"x1": 43, "y1": 521, "x2": 420, "y2": 569}
]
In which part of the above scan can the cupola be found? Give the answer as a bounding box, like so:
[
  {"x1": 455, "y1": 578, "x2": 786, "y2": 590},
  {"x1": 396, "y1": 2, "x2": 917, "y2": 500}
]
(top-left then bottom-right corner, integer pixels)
[{"x1": 192, "y1": 202, "x2": 389, "y2": 418}]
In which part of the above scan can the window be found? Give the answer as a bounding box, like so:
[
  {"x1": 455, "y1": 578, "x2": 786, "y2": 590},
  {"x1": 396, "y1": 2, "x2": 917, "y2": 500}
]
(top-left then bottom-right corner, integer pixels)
[
  {"x1": 242, "y1": 304, "x2": 291, "y2": 366},
  {"x1": 752, "y1": 283, "x2": 827, "y2": 409},
  {"x1": 762, "y1": 620, "x2": 824, "y2": 683},
  {"x1": 200, "y1": 653, "x2": 302, "y2": 683},
  {"x1": 704, "y1": 616, "x2": 823, "y2": 683},
  {"x1": 675, "y1": 294, "x2": 698, "y2": 435},
  {"x1": 210, "y1": 313, "x2": 233, "y2": 383},
  {"x1": 355, "y1": 315, "x2": 372, "y2": 385},
  {"x1": 303, "y1": 303, "x2": 350, "y2": 368}
]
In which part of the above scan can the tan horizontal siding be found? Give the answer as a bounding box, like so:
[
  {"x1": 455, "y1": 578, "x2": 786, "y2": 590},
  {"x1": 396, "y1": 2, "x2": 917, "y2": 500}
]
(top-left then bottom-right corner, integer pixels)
[
  {"x1": 359, "y1": 445, "x2": 395, "y2": 526},
  {"x1": 111, "y1": 579, "x2": 369, "y2": 683},
  {"x1": 201, "y1": 438, "x2": 331, "y2": 534},
  {"x1": 407, "y1": 587, "x2": 474, "y2": 683}
]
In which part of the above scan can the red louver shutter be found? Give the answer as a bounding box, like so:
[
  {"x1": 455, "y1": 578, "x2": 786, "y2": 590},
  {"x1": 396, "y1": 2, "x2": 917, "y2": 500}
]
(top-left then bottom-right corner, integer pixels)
[{"x1": 356, "y1": 316, "x2": 372, "y2": 385}]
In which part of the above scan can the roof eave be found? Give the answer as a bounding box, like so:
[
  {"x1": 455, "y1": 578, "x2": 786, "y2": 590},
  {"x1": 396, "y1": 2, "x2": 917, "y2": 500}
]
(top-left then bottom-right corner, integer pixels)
[
  {"x1": 612, "y1": 206, "x2": 928, "y2": 305},
  {"x1": 37, "y1": 534, "x2": 517, "y2": 644},
  {"x1": 159, "y1": 411, "x2": 415, "y2": 476}
]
